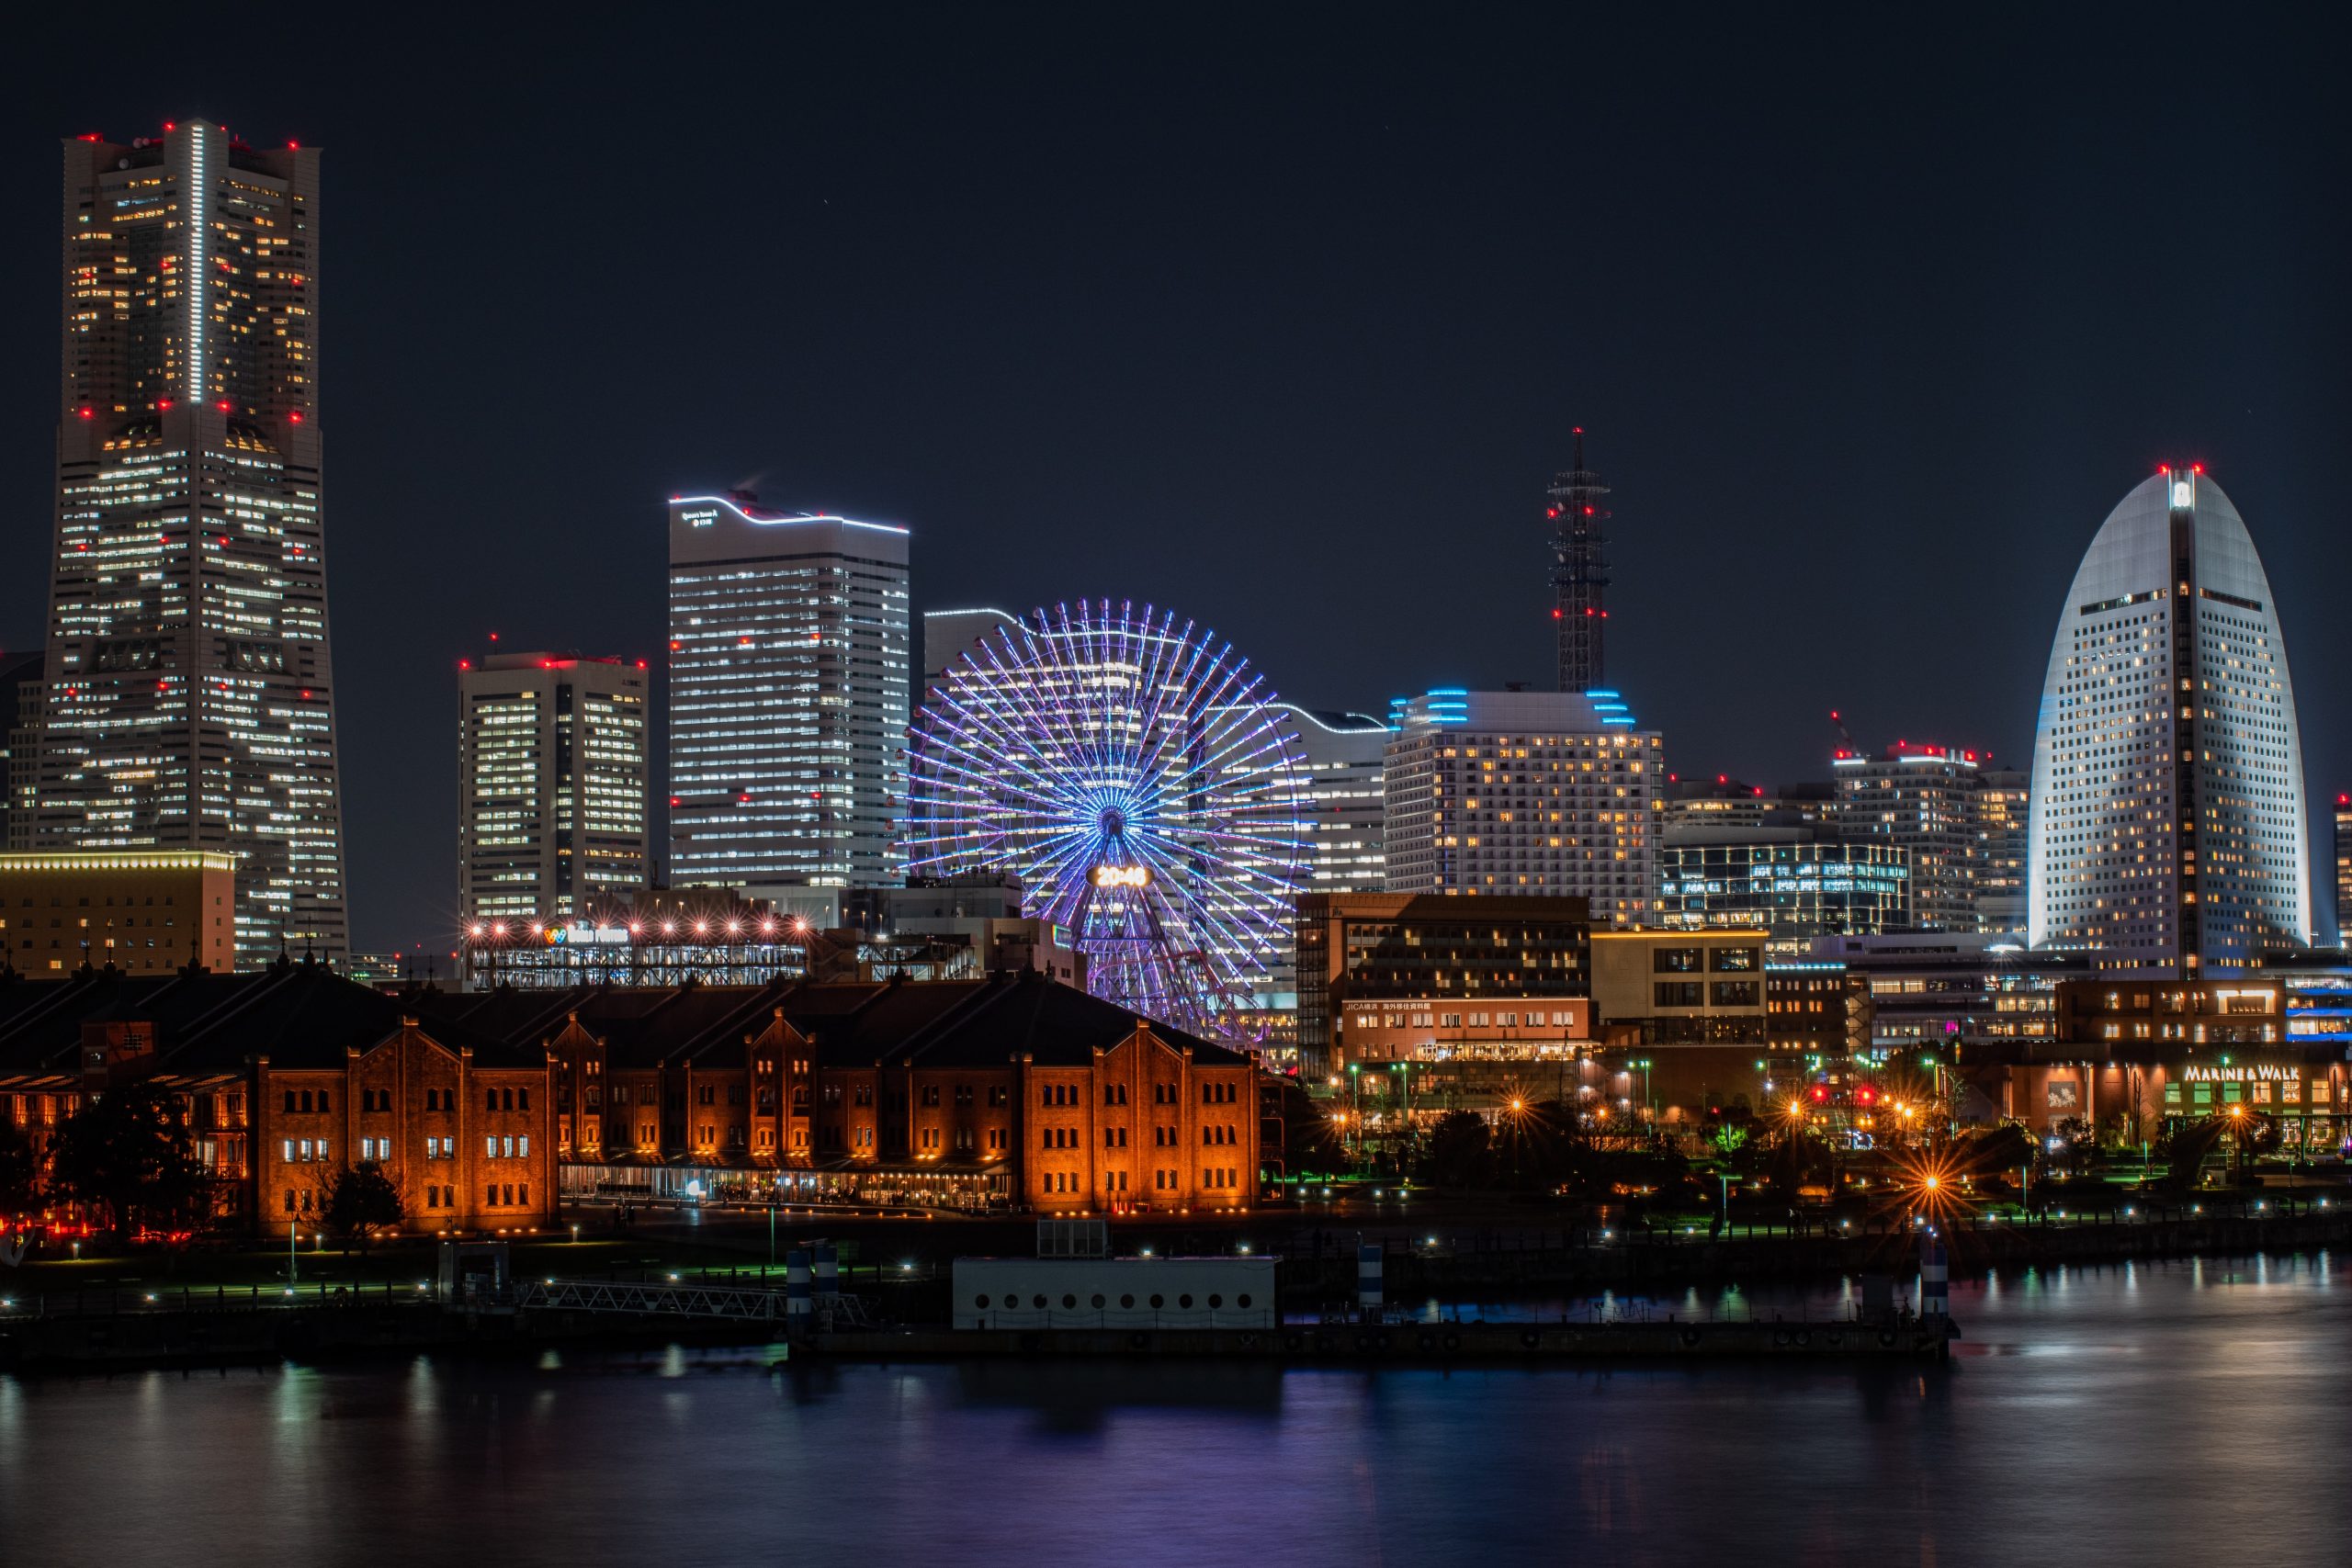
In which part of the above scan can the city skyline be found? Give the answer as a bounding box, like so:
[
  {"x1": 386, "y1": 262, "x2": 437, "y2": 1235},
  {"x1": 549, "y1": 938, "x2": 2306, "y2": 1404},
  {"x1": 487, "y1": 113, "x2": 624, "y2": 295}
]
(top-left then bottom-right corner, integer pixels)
[{"x1": 0, "y1": 14, "x2": 2344, "y2": 953}]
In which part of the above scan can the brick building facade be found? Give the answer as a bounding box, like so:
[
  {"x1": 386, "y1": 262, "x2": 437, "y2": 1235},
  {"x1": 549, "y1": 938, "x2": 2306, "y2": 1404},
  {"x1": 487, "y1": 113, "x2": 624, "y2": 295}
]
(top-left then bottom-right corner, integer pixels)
[
  {"x1": 424, "y1": 967, "x2": 1261, "y2": 1215},
  {"x1": 0, "y1": 962, "x2": 1260, "y2": 1232},
  {"x1": 0, "y1": 959, "x2": 556, "y2": 1234}
]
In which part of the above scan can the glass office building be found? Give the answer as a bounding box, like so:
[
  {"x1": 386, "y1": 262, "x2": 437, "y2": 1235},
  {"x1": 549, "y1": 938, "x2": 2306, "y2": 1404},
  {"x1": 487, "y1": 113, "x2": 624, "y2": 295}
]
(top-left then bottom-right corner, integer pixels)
[
  {"x1": 668, "y1": 493, "x2": 910, "y2": 890},
  {"x1": 1659, "y1": 833, "x2": 1908, "y2": 939}
]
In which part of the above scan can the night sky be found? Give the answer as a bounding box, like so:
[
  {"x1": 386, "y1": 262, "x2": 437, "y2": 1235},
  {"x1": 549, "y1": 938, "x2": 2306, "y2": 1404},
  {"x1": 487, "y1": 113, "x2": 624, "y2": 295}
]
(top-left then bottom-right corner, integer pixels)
[{"x1": 3, "y1": 9, "x2": 2345, "y2": 953}]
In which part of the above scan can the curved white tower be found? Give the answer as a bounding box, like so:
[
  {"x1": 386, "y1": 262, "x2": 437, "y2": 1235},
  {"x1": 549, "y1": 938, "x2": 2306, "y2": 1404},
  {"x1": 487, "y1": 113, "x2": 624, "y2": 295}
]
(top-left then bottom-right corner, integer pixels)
[{"x1": 2028, "y1": 468, "x2": 2310, "y2": 974}]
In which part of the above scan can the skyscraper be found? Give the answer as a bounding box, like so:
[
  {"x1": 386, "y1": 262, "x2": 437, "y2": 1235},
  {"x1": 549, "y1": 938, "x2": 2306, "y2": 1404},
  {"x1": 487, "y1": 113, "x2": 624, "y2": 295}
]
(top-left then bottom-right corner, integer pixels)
[
  {"x1": 0, "y1": 650, "x2": 41, "y2": 852},
  {"x1": 2334, "y1": 793, "x2": 2351, "y2": 946},
  {"x1": 1277, "y1": 705, "x2": 1389, "y2": 894},
  {"x1": 667, "y1": 492, "x2": 910, "y2": 892},
  {"x1": 1831, "y1": 743, "x2": 1990, "y2": 932},
  {"x1": 1547, "y1": 429, "x2": 1611, "y2": 694},
  {"x1": 458, "y1": 650, "x2": 650, "y2": 927},
  {"x1": 37, "y1": 120, "x2": 347, "y2": 963},
  {"x1": 1975, "y1": 767, "x2": 2030, "y2": 934},
  {"x1": 2029, "y1": 467, "x2": 2310, "y2": 973},
  {"x1": 1383, "y1": 688, "x2": 1662, "y2": 925}
]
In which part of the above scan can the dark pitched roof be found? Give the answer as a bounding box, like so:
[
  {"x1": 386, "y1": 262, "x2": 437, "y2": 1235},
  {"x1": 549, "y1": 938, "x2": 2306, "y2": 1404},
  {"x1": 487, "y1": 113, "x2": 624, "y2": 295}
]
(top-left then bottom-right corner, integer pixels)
[
  {"x1": 0, "y1": 963, "x2": 542, "y2": 1077},
  {"x1": 389, "y1": 973, "x2": 1254, "y2": 1077},
  {"x1": 890, "y1": 971, "x2": 1247, "y2": 1069},
  {"x1": 0, "y1": 967, "x2": 256, "y2": 1073},
  {"x1": 408, "y1": 984, "x2": 588, "y2": 1045},
  {"x1": 788, "y1": 978, "x2": 997, "y2": 1067},
  {"x1": 164, "y1": 962, "x2": 534, "y2": 1071}
]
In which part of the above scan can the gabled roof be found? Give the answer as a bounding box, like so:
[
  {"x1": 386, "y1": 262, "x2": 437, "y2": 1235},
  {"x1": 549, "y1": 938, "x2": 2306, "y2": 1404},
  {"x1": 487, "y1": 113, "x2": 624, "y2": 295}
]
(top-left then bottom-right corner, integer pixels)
[
  {"x1": 163, "y1": 961, "x2": 534, "y2": 1071},
  {"x1": 0, "y1": 967, "x2": 255, "y2": 1073},
  {"x1": 0, "y1": 962, "x2": 544, "y2": 1078},
  {"x1": 893, "y1": 971, "x2": 1246, "y2": 1069},
  {"x1": 386, "y1": 973, "x2": 1256, "y2": 1077}
]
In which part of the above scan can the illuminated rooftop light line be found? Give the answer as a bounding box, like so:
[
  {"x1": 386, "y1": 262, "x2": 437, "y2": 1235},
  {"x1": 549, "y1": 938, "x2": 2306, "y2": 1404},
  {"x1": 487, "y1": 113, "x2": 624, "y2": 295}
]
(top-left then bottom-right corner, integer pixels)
[
  {"x1": 185, "y1": 124, "x2": 208, "y2": 401},
  {"x1": 670, "y1": 493, "x2": 909, "y2": 536}
]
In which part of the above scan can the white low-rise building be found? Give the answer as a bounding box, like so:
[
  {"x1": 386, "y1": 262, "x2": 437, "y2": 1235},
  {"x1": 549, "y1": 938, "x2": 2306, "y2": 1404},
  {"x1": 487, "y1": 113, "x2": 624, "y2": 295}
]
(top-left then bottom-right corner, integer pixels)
[{"x1": 952, "y1": 1256, "x2": 1276, "y2": 1329}]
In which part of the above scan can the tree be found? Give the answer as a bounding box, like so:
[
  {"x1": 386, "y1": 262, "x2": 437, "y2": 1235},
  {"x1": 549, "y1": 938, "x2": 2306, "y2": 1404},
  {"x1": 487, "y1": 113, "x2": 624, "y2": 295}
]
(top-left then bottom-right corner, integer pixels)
[
  {"x1": 47, "y1": 1082, "x2": 211, "y2": 1237},
  {"x1": 1957, "y1": 1122, "x2": 2033, "y2": 1182},
  {"x1": 1417, "y1": 1110, "x2": 1493, "y2": 1189},
  {"x1": 1274, "y1": 1079, "x2": 1345, "y2": 1178},
  {"x1": 0, "y1": 1115, "x2": 39, "y2": 1220},
  {"x1": 324, "y1": 1162, "x2": 404, "y2": 1251}
]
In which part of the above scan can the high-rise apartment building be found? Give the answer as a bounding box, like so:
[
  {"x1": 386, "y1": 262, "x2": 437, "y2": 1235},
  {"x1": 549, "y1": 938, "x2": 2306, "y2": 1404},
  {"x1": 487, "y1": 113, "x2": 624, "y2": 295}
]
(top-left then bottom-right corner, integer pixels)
[
  {"x1": 1280, "y1": 705, "x2": 1388, "y2": 893},
  {"x1": 36, "y1": 121, "x2": 347, "y2": 964},
  {"x1": 1383, "y1": 688, "x2": 1662, "y2": 925},
  {"x1": 458, "y1": 651, "x2": 650, "y2": 926},
  {"x1": 1975, "y1": 767, "x2": 2030, "y2": 934},
  {"x1": 921, "y1": 606, "x2": 1020, "y2": 686},
  {"x1": 2334, "y1": 793, "x2": 2351, "y2": 946},
  {"x1": 1546, "y1": 430, "x2": 1611, "y2": 694},
  {"x1": 1831, "y1": 744, "x2": 1989, "y2": 932},
  {"x1": 1662, "y1": 775, "x2": 1836, "y2": 835},
  {"x1": 1, "y1": 651, "x2": 41, "y2": 852},
  {"x1": 2029, "y1": 467, "x2": 2310, "y2": 974},
  {"x1": 668, "y1": 492, "x2": 910, "y2": 891}
]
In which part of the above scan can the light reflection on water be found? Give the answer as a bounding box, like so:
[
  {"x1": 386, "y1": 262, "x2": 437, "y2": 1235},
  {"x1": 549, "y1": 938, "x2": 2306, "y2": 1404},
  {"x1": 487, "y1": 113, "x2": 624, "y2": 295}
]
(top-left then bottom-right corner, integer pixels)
[{"x1": 0, "y1": 1250, "x2": 2344, "y2": 1567}]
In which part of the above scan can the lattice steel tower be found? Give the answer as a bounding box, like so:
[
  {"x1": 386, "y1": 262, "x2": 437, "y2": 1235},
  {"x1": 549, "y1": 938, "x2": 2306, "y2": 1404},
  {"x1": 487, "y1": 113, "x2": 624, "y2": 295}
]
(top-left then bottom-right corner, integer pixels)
[{"x1": 1546, "y1": 428, "x2": 1611, "y2": 693}]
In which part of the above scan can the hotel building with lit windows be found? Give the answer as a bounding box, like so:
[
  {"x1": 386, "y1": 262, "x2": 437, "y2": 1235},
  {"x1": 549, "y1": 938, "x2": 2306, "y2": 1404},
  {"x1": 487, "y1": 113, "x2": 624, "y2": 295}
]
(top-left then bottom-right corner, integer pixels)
[
  {"x1": 2028, "y1": 468, "x2": 2311, "y2": 975},
  {"x1": 1293, "y1": 891, "x2": 1592, "y2": 1077},
  {"x1": 1830, "y1": 743, "x2": 1990, "y2": 932},
  {"x1": 35, "y1": 120, "x2": 347, "y2": 964},
  {"x1": 1278, "y1": 705, "x2": 1390, "y2": 894},
  {"x1": 1382, "y1": 688, "x2": 1661, "y2": 925},
  {"x1": 1975, "y1": 767, "x2": 2030, "y2": 934},
  {"x1": 668, "y1": 492, "x2": 910, "y2": 892},
  {"x1": 2331, "y1": 793, "x2": 2351, "y2": 944},
  {"x1": 458, "y1": 651, "x2": 649, "y2": 927}
]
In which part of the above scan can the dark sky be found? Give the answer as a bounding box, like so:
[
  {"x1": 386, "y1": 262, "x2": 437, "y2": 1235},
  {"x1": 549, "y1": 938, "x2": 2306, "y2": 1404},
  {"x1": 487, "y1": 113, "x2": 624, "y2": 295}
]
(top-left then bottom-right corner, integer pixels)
[{"x1": 4, "y1": 8, "x2": 2346, "y2": 953}]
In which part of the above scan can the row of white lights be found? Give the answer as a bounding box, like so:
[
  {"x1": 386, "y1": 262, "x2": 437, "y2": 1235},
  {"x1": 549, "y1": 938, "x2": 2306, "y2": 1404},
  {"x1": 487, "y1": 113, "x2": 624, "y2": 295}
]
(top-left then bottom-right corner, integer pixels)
[{"x1": 466, "y1": 916, "x2": 819, "y2": 941}]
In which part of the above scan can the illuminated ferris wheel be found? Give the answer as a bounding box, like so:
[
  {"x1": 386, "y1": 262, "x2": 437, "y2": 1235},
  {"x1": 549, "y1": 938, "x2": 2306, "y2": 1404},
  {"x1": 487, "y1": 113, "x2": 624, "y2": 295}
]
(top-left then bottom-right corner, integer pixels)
[{"x1": 903, "y1": 600, "x2": 1310, "y2": 1038}]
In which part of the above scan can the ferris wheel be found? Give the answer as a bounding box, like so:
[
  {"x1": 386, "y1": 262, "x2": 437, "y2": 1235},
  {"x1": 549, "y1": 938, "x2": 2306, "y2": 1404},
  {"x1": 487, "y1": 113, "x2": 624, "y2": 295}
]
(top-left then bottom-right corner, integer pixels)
[{"x1": 903, "y1": 600, "x2": 1310, "y2": 1037}]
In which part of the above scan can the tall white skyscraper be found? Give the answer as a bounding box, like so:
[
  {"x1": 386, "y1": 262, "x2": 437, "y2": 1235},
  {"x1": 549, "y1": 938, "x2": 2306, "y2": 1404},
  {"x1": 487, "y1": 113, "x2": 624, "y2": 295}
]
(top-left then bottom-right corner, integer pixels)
[
  {"x1": 1279, "y1": 705, "x2": 1389, "y2": 893},
  {"x1": 2029, "y1": 467, "x2": 2310, "y2": 974},
  {"x1": 458, "y1": 650, "x2": 649, "y2": 925},
  {"x1": 38, "y1": 119, "x2": 347, "y2": 963},
  {"x1": 667, "y1": 492, "x2": 910, "y2": 890},
  {"x1": 1383, "y1": 688, "x2": 1662, "y2": 926}
]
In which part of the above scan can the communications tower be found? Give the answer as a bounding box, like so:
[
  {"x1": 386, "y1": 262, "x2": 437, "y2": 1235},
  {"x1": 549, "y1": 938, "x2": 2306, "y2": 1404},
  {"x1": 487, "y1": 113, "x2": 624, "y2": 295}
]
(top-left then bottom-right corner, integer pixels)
[{"x1": 1546, "y1": 429, "x2": 1611, "y2": 694}]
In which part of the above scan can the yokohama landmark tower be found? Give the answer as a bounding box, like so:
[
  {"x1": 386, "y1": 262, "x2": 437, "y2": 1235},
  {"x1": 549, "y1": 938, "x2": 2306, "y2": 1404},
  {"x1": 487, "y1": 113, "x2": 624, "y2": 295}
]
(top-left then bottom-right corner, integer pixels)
[
  {"x1": 36, "y1": 120, "x2": 349, "y2": 963},
  {"x1": 1547, "y1": 429, "x2": 1611, "y2": 693}
]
